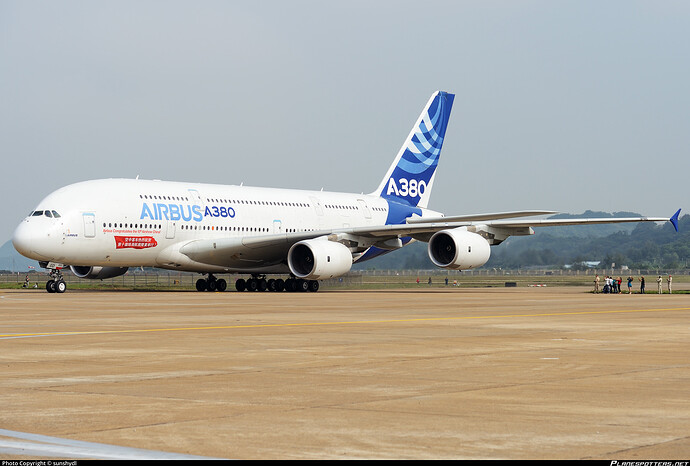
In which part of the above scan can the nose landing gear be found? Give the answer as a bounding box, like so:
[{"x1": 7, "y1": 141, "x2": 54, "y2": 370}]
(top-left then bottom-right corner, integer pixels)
[{"x1": 46, "y1": 268, "x2": 66, "y2": 293}]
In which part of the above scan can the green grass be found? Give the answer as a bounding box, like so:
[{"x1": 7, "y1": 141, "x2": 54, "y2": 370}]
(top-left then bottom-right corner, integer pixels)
[{"x1": 2, "y1": 272, "x2": 687, "y2": 292}]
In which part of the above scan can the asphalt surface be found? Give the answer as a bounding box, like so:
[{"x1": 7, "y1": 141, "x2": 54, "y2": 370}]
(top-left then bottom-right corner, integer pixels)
[{"x1": 1, "y1": 287, "x2": 688, "y2": 459}]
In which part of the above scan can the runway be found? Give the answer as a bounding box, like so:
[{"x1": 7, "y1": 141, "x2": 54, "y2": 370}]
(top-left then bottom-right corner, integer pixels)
[{"x1": 0, "y1": 287, "x2": 688, "y2": 459}]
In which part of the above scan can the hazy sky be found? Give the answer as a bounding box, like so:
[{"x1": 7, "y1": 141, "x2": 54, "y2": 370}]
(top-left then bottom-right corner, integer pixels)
[{"x1": 1, "y1": 0, "x2": 688, "y2": 243}]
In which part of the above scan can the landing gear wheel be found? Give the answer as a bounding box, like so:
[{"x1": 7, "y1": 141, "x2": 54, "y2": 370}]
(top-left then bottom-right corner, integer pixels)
[
  {"x1": 196, "y1": 279, "x2": 207, "y2": 292},
  {"x1": 247, "y1": 278, "x2": 258, "y2": 292},
  {"x1": 275, "y1": 279, "x2": 285, "y2": 292},
  {"x1": 55, "y1": 280, "x2": 67, "y2": 293},
  {"x1": 285, "y1": 278, "x2": 297, "y2": 292},
  {"x1": 297, "y1": 279, "x2": 309, "y2": 292},
  {"x1": 235, "y1": 278, "x2": 246, "y2": 292},
  {"x1": 308, "y1": 280, "x2": 319, "y2": 292},
  {"x1": 267, "y1": 279, "x2": 276, "y2": 292},
  {"x1": 46, "y1": 280, "x2": 56, "y2": 293},
  {"x1": 258, "y1": 278, "x2": 268, "y2": 292},
  {"x1": 216, "y1": 279, "x2": 227, "y2": 292},
  {"x1": 206, "y1": 279, "x2": 217, "y2": 292}
]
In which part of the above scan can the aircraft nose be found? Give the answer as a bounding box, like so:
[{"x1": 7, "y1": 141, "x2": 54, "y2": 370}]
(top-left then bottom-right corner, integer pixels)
[{"x1": 12, "y1": 220, "x2": 48, "y2": 259}]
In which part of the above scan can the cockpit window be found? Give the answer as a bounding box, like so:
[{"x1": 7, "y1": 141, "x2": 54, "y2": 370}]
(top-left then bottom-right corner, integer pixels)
[{"x1": 28, "y1": 210, "x2": 60, "y2": 218}]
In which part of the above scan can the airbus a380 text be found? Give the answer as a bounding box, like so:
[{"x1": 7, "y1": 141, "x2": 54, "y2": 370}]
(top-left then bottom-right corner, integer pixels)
[{"x1": 12, "y1": 91, "x2": 681, "y2": 293}]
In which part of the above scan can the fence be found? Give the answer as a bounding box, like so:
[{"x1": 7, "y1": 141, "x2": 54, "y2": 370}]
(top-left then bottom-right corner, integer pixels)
[{"x1": 2, "y1": 267, "x2": 687, "y2": 289}]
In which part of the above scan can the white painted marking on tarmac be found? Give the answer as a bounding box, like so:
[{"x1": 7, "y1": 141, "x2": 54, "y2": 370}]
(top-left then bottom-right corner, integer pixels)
[{"x1": 0, "y1": 429, "x2": 224, "y2": 460}]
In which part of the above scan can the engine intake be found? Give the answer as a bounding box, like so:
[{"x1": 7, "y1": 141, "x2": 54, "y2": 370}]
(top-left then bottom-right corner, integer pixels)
[
  {"x1": 287, "y1": 239, "x2": 352, "y2": 279},
  {"x1": 428, "y1": 228, "x2": 490, "y2": 270},
  {"x1": 70, "y1": 266, "x2": 129, "y2": 280}
]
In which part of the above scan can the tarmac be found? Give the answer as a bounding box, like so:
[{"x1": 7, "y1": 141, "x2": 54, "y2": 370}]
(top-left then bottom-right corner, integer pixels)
[{"x1": 0, "y1": 286, "x2": 688, "y2": 460}]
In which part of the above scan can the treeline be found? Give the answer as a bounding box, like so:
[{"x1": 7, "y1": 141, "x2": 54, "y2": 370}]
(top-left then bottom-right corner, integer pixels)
[{"x1": 355, "y1": 213, "x2": 689, "y2": 270}]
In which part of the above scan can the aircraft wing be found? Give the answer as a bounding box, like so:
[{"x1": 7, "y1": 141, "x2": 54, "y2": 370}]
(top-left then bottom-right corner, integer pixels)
[
  {"x1": 352, "y1": 210, "x2": 679, "y2": 237},
  {"x1": 177, "y1": 209, "x2": 680, "y2": 267}
]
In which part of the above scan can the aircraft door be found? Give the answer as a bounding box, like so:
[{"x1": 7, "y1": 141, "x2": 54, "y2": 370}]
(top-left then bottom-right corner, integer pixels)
[
  {"x1": 357, "y1": 199, "x2": 372, "y2": 219},
  {"x1": 187, "y1": 188, "x2": 204, "y2": 207},
  {"x1": 166, "y1": 220, "x2": 176, "y2": 239},
  {"x1": 309, "y1": 196, "x2": 325, "y2": 230},
  {"x1": 309, "y1": 196, "x2": 324, "y2": 216},
  {"x1": 83, "y1": 212, "x2": 96, "y2": 238},
  {"x1": 273, "y1": 219, "x2": 283, "y2": 234}
]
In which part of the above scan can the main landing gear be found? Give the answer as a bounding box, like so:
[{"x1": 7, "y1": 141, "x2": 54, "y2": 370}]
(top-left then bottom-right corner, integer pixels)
[
  {"x1": 195, "y1": 274, "x2": 319, "y2": 292},
  {"x1": 46, "y1": 268, "x2": 67, "y2": 293},
  {"x1": 196, "y1": 274, "x2": 227, "y2": 292},
  {"x1": 234, "y1": 275, "x2": 319, "y2": 293}
]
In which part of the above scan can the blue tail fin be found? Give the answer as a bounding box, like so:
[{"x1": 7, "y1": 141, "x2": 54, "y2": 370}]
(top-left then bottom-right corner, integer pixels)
[{"x1": 374, "y1": 91, "x2": 455, "y2": 208}]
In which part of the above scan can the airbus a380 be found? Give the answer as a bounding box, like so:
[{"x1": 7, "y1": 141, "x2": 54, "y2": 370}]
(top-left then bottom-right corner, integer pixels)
[{"x1": 12, "y1": 91, "x2": 681, "y2": 293}]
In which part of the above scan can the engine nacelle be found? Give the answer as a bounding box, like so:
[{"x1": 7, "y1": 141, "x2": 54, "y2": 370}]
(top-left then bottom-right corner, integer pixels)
[
  {"x1": 428, "y1": 228, "x2": 490, "y2": 270},
  {"x1": 70, "y1": 266, "x2": 129, "y2": 280},
  {"x1": 287, "y1": 239, "x2": 353, "y2": 279}
]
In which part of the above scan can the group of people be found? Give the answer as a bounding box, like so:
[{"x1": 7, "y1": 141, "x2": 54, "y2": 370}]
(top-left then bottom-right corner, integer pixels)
[{"x1": 594, "y1": 274, "x2": 673, "y2": 294}]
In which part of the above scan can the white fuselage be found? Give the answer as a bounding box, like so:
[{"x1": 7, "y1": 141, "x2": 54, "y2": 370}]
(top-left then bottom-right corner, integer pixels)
[{"x1": 13, "y1": 179, "x2": 440, "y2": 274}]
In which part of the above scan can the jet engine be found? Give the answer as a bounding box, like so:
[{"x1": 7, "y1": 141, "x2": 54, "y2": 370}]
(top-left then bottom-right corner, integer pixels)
[
  {"x1": 287, "y1": 239, "x2": 353, "y2": 280},
  {"x1": 428, "y1": 228, "x2": 490, "y2": 270},
  {"x1": 70, "y1": 266, "x2": 129, "y2": 280}
]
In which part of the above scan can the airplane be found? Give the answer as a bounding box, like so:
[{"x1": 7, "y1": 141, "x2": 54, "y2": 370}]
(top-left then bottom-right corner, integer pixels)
[{"x1": 12, "y1": 91, "x2": 681, "y2": 293}]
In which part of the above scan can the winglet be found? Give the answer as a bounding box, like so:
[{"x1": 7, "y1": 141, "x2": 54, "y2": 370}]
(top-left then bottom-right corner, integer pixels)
[{"x1": 670, "y1": 208, "x2": 681, "y2": 232}]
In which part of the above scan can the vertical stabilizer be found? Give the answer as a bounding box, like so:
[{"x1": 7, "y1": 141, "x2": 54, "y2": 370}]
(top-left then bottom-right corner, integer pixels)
[{"x1": 374, "y1": 91, "x2": 454, "y2": 208}]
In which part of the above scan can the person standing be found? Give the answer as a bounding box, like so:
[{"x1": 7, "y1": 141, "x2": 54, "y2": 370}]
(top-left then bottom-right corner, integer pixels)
[
  {"x1": 594, "y1": 274, "x2": 600, "y2": 293},
  {"x1": 640, "y1": 276, "x2": 645, "y2": 294},
  {"x1": 657, "y1": 275, "x2": 663, "y2": 294},
  {"x1": 617, "y1": 277, "x2": 623, "y2": 294},
  {"x1": 627, "y1": 276, "x2": 633, "y2": 294},
  {"x1": 667, "y1": 275, "x2": 673, "y2": 294}
]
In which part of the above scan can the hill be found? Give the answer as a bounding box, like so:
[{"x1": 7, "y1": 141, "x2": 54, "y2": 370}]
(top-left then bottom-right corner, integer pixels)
[{"x1": 0, "y1": 240, "x2": 37, "y2": 272}]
